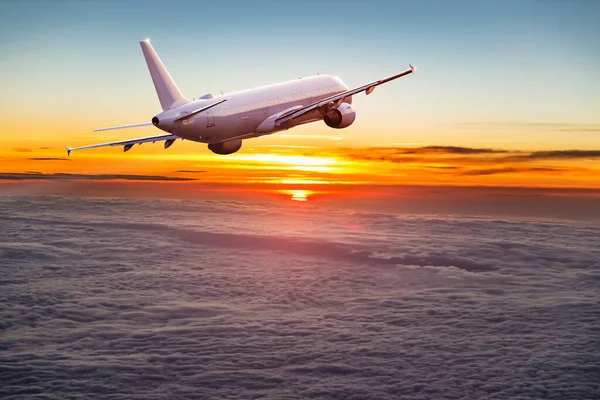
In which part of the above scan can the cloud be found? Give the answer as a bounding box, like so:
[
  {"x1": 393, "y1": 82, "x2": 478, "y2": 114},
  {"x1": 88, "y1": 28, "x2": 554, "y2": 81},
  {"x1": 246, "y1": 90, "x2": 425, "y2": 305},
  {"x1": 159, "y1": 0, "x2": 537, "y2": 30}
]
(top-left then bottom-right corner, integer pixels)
[
  {"x1": 0, "y1": 196, "x2": 598, "y2": 399},
  {"x1": 12, "y1": 147, "x2": 56, "y2": 153},
  {"x1": 417, "y1": 146, "x2": 505, "y2": 155},
  {"x1": 331, "y1": 146, "x2": 600, "y2": 168},
  {"x1": 522, "y1": 150, "x2": 600, "y2": 160},
  {"x1": 176, "y1": 170, "x2": 206, "y2": 173},
  {"x1": 427, "y1": 165, "x2": 459, "y2": 170},
  {"x1": 27, "y1": 157, "x2": 71, "y2": 161},
  {"x1": 459, "y1": 122, "x2": 600, "y2": 133},
  {"x1": 343, "y1": 146, "x2": 506, "y2": 158},
  {"x1": 460, "y1": 166, "x2": 570, "y2": 176},
  {"x1": 0, "y1": 172, "x2": 197, "y2": 181}
]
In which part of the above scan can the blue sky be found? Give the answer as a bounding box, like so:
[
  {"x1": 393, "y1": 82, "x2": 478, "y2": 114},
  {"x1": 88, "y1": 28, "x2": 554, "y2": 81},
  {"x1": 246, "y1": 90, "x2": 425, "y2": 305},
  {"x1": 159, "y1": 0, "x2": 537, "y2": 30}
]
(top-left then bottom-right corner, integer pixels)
[{"x1": 1, "y1": 0, "x2": 599, "y2": 150}]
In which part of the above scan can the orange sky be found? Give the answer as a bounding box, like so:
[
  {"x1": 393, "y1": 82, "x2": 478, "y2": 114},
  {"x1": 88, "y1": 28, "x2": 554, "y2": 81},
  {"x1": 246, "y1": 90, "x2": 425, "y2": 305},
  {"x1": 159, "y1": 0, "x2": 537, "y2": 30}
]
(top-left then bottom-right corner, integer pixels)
[{"x1": 2, "y1": 130, "x2": 600, "y2": 190}]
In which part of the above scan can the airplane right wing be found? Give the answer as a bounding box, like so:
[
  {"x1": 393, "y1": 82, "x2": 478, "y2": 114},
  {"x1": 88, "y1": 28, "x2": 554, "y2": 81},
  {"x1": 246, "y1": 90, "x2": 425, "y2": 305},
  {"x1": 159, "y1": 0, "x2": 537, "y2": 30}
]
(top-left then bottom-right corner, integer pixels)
[
  {"x1": 275, "y1": 64, "x2": 415, "y2": 126},
  {"x1": 65, "y1": 133, "x2": 181, "y2": 155}
]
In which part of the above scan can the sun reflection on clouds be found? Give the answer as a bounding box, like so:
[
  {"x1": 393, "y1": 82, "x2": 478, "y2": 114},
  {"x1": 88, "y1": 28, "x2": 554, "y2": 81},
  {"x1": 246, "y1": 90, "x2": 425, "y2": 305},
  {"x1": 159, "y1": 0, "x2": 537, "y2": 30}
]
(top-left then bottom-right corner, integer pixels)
[{"x1": 287, "y1": 189, "x2": 310, "y2": 202}]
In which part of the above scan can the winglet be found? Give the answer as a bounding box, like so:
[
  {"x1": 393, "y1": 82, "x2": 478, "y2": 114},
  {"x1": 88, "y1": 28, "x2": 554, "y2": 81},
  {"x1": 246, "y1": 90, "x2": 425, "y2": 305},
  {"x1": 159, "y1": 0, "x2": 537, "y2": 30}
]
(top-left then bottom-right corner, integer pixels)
[
  {"x1": 409, "y1": 64, "x2": 416, "y2": 73},
  {"x1": 65, "y1": 146, "x2": 72, "y2": 156}
]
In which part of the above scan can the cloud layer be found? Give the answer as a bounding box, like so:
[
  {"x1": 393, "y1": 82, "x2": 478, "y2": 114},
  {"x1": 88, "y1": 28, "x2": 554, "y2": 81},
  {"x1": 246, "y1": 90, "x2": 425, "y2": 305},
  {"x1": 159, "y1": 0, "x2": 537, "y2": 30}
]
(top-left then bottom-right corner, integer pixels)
[
  {"x1": 0, "y1": 172, "x2": 196, "y2": 181},
  {"x1": 5, "y1": 143, "x2": 600, "y2": 187},
  {"x1": 1, "y1": 196, "x2": 599, "y2": 399},
  {"x1": 326, "y1": 145, "x2": 600, "y2": 180}
]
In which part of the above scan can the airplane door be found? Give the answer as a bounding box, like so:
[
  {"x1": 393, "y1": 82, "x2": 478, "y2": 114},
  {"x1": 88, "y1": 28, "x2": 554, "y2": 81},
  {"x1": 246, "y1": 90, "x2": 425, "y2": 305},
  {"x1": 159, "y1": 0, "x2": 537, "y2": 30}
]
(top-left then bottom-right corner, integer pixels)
[{"x1": 207, "y1": 110, "x2": 215, "y2": 128}]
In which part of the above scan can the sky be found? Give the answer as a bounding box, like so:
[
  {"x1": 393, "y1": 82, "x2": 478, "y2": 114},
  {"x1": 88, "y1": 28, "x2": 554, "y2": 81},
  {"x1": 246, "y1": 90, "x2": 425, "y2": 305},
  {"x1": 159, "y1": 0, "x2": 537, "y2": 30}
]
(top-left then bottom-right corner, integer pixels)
[{"x1": 1, "y1": 0, "x2": 600, "y2": 204}]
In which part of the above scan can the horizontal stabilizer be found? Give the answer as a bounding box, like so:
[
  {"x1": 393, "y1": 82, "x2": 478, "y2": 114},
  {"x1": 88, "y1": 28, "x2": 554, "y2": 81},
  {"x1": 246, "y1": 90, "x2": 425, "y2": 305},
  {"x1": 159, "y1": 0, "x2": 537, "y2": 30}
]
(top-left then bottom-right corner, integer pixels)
[{"x1": 65, "y1": 133, "x2": 181, "y2": 155}]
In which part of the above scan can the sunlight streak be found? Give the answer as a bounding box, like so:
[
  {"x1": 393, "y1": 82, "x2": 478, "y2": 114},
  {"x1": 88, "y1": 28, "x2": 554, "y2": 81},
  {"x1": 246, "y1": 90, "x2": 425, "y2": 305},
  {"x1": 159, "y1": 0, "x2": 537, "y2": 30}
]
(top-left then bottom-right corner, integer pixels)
[{"x1": 287, "y1": 189, "x2": 311, "y2": 201}]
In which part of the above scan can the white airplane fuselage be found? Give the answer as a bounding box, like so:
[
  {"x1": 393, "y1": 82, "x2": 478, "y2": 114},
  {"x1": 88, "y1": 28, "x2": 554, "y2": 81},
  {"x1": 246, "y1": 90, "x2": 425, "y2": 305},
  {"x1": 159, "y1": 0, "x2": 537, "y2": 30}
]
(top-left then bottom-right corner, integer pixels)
[
  {"x1": 65, "y1": 40, "x2": 413, "y2": 156},
  {"x1": 154, "y1": 75, "x2": 351, "y2": 144}
]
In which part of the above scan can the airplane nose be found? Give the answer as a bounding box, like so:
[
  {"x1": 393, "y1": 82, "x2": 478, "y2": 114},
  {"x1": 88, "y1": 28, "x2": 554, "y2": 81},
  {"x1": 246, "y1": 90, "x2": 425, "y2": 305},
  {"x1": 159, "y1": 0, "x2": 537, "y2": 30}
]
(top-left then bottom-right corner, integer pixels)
[{"x1": 152, "y1": 117, "x2": 160, "y2": 126}]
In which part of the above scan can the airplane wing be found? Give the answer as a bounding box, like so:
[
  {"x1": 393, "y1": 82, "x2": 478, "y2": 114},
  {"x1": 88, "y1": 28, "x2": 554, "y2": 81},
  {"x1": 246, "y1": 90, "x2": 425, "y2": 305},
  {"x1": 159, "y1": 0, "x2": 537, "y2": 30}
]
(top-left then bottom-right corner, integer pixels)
[
  {"x1": 275, "y1": 64, "x2": 415, "y2": 126},
  {"x1": 65, "y1": 134, "x2": 181, "y2": 155}
]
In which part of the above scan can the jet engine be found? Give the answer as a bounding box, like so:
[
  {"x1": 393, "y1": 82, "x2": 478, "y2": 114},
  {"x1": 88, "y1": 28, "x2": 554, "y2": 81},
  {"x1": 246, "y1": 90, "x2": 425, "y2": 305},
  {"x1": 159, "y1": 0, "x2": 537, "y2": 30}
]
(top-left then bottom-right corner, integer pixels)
[
  {"x1": 324, "y1": 103, "x2": 356, "y2": 129},
  {"x1": 208, "y1": 139, "x2": 242, "y2": 155}
]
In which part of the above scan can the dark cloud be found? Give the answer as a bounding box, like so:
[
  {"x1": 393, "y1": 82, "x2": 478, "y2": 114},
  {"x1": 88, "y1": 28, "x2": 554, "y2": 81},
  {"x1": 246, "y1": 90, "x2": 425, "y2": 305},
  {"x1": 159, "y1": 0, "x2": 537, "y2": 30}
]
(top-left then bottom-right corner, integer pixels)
[
  {"x1": 427, "y1": 165, "x2": 459, "y2": 170},
  {"x1": 176, "y1": 170, "x2": 207, "y2": 173},
  {"x1": 0, "y1": 196, "x2": 599, "y2": 399},
  {"x1": 524, "y1": 150, "x2": 600, "y2": 160},
  {"x1": 335, "y1": 146, "x2": 505, "y2": 163},
  {"x1": 27, "y1": 157, "x2": 71, "y2": 161},
  {"x1": 0, "y1": 172, "x2": 196, "y2": 181},
  {"x1": 333, "y1": 146, "x2": 600, "y2": 166},
  {"x1": 460, "y1": 167, "x2": 521, "y2": 176},
  {"x1": 349, "y1": 146, "x2": 505, "y2": 157},
  {"x1": 460, "y1": 166, "x2": 570, "y2": 176},
  {"x1": 419, "y1": 146, "x2": 505, "y2": 154}
]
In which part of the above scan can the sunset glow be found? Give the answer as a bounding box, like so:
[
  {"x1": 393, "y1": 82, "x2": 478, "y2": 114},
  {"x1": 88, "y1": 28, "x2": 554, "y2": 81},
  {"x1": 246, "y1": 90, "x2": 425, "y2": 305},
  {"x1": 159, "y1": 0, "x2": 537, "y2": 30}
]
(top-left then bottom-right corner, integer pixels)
[
  {"x1": 0, "y1": 0, "x2": 599, "y2": 200},
  {"x1": 288, "y1": 189, "x2": 311, "y2": 202}
]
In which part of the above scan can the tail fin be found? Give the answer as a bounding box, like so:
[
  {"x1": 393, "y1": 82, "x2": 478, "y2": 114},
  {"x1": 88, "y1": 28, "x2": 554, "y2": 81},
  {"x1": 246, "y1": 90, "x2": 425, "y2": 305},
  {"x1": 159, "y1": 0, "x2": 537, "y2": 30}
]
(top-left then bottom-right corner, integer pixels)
[{"x1": 140, "y1": 40, "x2": 188, "y2": 110}]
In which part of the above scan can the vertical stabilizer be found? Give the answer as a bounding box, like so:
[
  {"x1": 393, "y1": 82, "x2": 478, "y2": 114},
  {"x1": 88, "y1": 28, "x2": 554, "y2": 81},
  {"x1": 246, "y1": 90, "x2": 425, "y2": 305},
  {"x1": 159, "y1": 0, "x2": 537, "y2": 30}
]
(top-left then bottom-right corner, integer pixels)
[{"x1": 140, "y1": 40, "x2": 187, "y2": 110}]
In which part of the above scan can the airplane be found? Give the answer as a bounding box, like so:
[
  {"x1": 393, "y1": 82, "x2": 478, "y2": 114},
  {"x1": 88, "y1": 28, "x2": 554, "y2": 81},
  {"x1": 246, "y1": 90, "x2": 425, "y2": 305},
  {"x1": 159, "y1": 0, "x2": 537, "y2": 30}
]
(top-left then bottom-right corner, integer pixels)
[{"x1": 66, "y1": 40, "x2": 415, "y2": 156}]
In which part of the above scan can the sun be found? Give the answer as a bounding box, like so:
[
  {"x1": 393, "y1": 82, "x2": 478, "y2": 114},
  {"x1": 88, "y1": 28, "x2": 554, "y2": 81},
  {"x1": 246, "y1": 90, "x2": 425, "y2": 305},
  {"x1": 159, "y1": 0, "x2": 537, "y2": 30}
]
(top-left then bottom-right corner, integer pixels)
[{"x1": 288, "y1": 189, "x2": 310, "y2": 202}]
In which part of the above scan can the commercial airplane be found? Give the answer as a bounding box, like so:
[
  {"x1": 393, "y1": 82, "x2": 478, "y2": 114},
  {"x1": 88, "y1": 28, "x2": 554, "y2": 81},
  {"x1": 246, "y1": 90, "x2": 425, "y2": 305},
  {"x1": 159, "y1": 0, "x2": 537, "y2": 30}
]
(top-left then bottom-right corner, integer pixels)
[{"x1": 66, "y1": 40, "x2": 415, "y2": 156}]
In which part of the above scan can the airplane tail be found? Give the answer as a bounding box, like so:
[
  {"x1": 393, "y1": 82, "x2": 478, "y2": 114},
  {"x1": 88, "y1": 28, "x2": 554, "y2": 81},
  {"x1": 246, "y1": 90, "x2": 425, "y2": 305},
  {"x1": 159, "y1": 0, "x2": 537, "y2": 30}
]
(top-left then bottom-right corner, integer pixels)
[{"x1": 139, "y1": 40, "x2": 188, "y2": 110}]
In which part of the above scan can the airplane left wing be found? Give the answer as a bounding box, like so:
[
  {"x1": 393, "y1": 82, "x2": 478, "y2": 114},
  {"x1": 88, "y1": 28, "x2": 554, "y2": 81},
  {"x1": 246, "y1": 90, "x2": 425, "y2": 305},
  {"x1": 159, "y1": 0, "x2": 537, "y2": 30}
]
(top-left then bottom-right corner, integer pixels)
[
  {"x1": 65, "y1": 134, "x2": 181, "y2": 155},
  {"x1": 275, "y1": 64, "x2": 415, "y2": 126}
]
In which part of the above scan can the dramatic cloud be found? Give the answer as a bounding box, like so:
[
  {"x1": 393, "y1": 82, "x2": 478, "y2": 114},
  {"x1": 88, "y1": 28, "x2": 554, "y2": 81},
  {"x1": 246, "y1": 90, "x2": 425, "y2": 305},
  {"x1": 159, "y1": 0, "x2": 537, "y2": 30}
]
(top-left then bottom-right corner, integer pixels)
[
  {"x1": 1, "y1": 196, "x2": 599, "y2": 399},
  {"x1": 0, "y1": 172, "x2": 197, "y2": 181}
]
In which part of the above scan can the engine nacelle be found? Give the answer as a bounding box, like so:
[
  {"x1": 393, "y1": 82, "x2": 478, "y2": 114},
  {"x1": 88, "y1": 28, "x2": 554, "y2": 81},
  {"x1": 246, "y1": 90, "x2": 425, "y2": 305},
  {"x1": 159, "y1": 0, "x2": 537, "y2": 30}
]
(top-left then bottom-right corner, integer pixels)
[
  {"x1": 208, "y1": 139, "x2": 242, "y2": 155},
  {"x1": 324, "y1": 103, "x2": 356, "y2": 129}
]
